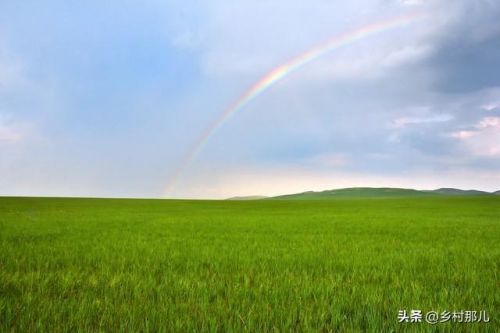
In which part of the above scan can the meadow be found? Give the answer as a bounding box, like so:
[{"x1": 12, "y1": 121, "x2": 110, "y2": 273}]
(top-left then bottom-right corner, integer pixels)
[{"x1": 0, "y1": 196, "x2": 499, "y2": 332}]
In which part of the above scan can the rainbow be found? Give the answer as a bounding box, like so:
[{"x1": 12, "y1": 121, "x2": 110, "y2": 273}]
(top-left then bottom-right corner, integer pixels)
[{"x1": 165, "y1": 13, "x2": 426, "y2": 196}]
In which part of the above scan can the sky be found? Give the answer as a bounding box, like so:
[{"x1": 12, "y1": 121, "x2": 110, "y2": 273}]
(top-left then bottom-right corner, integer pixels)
[{"x1": 1, "y1": 0, "x2": 500, "y2": 199}]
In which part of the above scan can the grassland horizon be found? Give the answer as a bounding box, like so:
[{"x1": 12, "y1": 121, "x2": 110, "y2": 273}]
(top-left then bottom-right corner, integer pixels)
[{"x1": 3, "y1": 186, "x2": 500, "y2": 201}]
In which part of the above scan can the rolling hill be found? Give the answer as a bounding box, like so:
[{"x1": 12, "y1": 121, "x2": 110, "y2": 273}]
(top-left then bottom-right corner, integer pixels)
[
  {"x1": 268, "y1": 187, "x2": 497, "y2": 200},
  {"x1": 431, "y1": 188, "x2": 492, "y2": 196}
]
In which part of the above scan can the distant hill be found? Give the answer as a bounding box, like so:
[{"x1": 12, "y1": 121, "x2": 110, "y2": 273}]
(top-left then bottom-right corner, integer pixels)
[
  {"x1": 494, "y1": 191, "x2": 500, "y2": 195},
  {"x1": 271, "y1": 187, "x2": 436, "y2": 200},
  {"x1": 226, "y1": 196, "x2": 268, "y2": 200},
  {"x1": 270, "y1": 187, "x2": 496, "y2": 200},
  {"x1": 431, "y1": 188, "x2": 491, "y2": 196}
]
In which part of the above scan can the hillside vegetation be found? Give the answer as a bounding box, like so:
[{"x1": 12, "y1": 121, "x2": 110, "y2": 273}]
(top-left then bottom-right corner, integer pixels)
[{"x1": 270, "y1": 187, "x2": 495, "y2": 200}]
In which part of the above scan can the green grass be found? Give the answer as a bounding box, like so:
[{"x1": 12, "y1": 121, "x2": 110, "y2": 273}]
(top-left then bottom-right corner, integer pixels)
[{"x1": 1, "y1": 196, "x2": 499, "y2": 332}]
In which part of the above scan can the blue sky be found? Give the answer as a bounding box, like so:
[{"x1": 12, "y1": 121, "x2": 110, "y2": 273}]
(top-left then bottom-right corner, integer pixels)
[{"x1": 1, "y1": 0, "x2": 500, "y2": 198}]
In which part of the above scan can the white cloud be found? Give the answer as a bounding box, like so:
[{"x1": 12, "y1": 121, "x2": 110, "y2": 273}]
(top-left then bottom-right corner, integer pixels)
[
  {"x1": 391, "y1": 113, "x2": 453, "y2": 128},
  {"x1": 451, "y1": 130, "x2": 476, "y2": 140},
  {"x1": 477, "y1": 116, "x2": 500, "y2": 129},
  {"x1": 481, "y1": 102, "x2": 500, "y2": 111},
  {"x1": 451, "y1": 116, "x2": 500, "y2": 157},
  {"x1": 289, "y1": 42, "x2": 431, "y2": 84},
  {"x1": 380, "y1": 44, "x2": 432, "y2": 68},
  {"x1": 389, "y1": 105, "x2": 454, "y2": 129}
]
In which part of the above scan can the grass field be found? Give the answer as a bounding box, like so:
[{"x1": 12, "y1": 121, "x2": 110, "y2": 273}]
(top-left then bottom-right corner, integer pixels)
[{"x1": 1, "y1": 196, "x2": 499, "y2": 332}]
